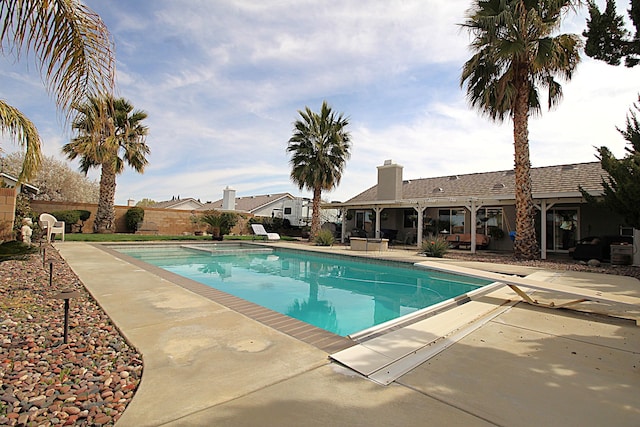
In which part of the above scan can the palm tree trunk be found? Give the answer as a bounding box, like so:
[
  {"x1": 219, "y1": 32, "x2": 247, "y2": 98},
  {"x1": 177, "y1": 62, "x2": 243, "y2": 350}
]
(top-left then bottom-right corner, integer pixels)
[
  {"x1": 310, "y1": 186, "x2": 322, "y2": 240},
  {"x1": 94, "y1": 162, "x2": 117, "y2": 233},
  {"x1": 512, "y1": 73, "x2": 539, "y2": 260}
]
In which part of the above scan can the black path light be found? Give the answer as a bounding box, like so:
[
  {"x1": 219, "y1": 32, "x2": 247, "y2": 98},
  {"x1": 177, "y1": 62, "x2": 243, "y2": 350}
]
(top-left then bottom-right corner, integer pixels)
[
  {"x1": 49, "y1": 262, "x2": 54, "y2": 287},
  {"x1": 44, "y1": 257, "x2": 57, "y2": 286},
  {"x1": 52, "y1": 290, "x2": 80, "y2": 344}
]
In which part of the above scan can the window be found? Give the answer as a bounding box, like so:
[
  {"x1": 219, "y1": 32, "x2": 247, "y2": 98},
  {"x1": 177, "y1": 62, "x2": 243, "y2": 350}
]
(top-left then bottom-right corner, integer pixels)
[
  {"x1": 547, "y1": 209, "x2": 578, "y2": 251},
  {"x1": 476, "y1": 208, "x2": 503, "y2": 236},
  {"x1": 284, "y1": 207, "x2": 292, "y2": 215},
  {"x1": 355, "y1": 210, "x2": 372, "y2": 230},
  {"x1": 404, "y1": 209, "x2": 418, "y2": 228},
  {"x1": 438, "y1": 209, "x2": 464, "y2": 234}
]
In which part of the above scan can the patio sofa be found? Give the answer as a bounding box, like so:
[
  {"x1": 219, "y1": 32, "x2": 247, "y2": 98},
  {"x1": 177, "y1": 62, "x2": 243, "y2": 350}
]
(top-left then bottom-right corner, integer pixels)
[
  {"x1": 445, "y1": 233, "x2": 490, "y2": 249},
  {"x1": 569, "y1": 235, "x2": 633, "y2": 262}
]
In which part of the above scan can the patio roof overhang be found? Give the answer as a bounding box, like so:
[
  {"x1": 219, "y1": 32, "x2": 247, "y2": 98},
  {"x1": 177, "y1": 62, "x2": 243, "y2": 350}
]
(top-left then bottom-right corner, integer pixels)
[
  {"x1": 321, "y1": 191, "x2": 601, "y2": 209},
  {"x1": 322, "y1": 191, "x2": 599, "y2": 211}
]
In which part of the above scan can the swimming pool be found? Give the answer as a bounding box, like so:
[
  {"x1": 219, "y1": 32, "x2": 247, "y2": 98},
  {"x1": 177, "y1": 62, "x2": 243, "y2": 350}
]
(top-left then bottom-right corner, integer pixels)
[{"x1": 113, "y1": 243, "x2": 492, "y2": 337}]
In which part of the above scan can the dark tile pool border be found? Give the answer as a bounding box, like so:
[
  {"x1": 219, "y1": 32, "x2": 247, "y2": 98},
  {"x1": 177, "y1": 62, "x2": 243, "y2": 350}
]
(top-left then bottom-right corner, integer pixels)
[{"x1": 95, "y1": 243, "x2": 355, "y2": 354}]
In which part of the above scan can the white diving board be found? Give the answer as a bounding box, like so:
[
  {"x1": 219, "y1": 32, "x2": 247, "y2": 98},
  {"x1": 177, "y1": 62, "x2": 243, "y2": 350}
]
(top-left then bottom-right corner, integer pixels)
[{"x1": 416, "y1": 261, "x2": 640, "y2": 325}]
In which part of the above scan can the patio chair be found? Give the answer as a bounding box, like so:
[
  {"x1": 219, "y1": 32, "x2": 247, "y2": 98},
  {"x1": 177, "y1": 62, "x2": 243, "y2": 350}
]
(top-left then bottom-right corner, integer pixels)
[
  {"x1": 39, "y1": 213, "x2": 65, "y2": 242},
  {"x1": 250, "y1": 224, "x2": 280, "y2": 241}
]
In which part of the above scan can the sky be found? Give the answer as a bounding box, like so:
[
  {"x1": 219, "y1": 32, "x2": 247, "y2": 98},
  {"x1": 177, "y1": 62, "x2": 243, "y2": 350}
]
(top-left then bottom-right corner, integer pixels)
[{"x1": 1, "y1": 0, "x2": 638, "y2": 206}]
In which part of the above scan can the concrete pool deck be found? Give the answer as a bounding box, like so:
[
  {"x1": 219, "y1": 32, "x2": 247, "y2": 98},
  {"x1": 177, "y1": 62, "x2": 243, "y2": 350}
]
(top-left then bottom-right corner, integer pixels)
[{"x1": 56, "y1": 242, "x2": 640, "y2": 426}]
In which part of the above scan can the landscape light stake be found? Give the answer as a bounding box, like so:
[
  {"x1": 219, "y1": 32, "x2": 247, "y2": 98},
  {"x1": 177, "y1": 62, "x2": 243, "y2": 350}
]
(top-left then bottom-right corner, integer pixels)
[
  {"x1": 49, "y1": 262, "x2": 53, "y2": 287},
  {"x1": 53, "y1": 290, "x2": 80, "y2": 344},
  {"x1": 42, "y1": 247, "x2": 46, "y2": 267}
]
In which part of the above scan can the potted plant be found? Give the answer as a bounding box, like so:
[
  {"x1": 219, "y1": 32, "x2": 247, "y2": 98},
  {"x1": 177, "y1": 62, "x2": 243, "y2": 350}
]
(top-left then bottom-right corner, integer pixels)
[{"x1": 190, "y1": 214, "x2": 204, "y2": 235}]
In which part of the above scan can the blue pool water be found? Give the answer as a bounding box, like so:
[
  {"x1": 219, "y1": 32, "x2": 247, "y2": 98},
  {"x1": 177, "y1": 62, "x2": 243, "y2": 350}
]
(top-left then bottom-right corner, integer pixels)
[{"x1": 113, "y1": 244, "x2": 492, "y2": 336}]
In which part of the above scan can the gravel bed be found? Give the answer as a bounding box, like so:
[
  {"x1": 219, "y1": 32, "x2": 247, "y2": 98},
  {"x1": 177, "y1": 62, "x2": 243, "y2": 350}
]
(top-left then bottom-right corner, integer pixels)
[
  {"x1": 0, "y1": 246, "x2": 142, "y2": 426},
  {"x1": 443, "y1": 250, "x2": 640, "y2": 280}
]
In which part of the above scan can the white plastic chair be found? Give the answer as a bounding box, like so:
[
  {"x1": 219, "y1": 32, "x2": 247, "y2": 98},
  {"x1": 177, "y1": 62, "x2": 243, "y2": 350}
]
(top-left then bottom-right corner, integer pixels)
[{"x1": 39, "y1": 213, "x2": 65, "y2": 242}]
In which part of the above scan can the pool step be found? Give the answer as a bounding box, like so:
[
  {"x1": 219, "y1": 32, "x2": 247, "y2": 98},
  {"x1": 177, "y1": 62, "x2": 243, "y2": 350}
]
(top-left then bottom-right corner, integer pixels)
[{"x1": 330, "y1": 285, "x2": 519, "y2": 385}]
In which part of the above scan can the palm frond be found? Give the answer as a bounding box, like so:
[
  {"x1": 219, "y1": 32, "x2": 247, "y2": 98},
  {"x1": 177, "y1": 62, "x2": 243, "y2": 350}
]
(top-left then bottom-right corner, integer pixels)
[
  {"x1": 0, "y1": 100, "x2": 41, "y2": 181},
  {"x1": 0, "y1": 0, "x2": 115, "y2": 120}
]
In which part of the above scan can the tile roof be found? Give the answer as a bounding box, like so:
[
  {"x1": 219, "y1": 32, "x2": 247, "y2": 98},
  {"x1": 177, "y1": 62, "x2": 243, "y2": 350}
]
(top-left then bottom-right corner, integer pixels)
[
  {"x1": 346, "y1": 162, "x2": 605, "y2": 203},
  {"x1": 199, "y1": 192, "x2": 294, "y2": 213},
  {"x1": 152, "y1": 198, "x2": 204, "y2": 209}
]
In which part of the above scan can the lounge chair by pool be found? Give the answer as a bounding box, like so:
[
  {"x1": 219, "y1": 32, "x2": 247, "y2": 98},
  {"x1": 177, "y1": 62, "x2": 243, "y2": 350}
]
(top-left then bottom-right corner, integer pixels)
[{"x1": 251, "y1": 224, "x2": 280, "y2": 241}]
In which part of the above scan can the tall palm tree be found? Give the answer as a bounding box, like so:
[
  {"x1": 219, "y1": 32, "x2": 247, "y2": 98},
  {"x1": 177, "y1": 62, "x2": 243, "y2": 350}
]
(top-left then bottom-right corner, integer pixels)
[
  {"x1": 460, "y1": 0, "x2": 581, "y2": 259},
  {"x1": 0, "y1": 0, "x2": 114, "y2": 181},
  {"x1": 63, "y1": 96, "x2": 149, "y2": 233},
  {"x1": 287, "y1": 101, "x2": 351, "y2": 240}
]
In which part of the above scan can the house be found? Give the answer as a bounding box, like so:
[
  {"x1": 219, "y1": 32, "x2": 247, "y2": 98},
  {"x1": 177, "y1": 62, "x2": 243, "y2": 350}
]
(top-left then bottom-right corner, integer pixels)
[
  {"x1": 152, "y1": 196, "x2": 205, "y2": 210},
  {"x1": 327, "y1": 160, "x2": 628, "y2": 259},
  {"x1": 200, "y1": 187, "x2": 297, "y2": 217},
  {"x1": 154, "y1": 187, "x2": 314, "y2": 226},
  {"x1": 0, "y1": 172, "x2": 39, "y2": 196},
  {"x1": 200, "y1": 188, "x2": 295, "y2": 216}
]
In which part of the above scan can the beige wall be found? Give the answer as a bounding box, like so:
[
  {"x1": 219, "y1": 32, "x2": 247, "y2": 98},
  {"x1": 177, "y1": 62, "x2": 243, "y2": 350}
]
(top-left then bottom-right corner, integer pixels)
[
  {"x1": 31, "y1": 201, "x2": 252, "y2": 235},
  {"x1": 0, "y1": 188, "x2": 16, "y2": 241}
]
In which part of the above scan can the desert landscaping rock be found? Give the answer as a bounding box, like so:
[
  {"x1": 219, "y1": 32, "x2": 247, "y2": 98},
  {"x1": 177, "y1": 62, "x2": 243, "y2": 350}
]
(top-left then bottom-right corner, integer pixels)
[{"x1": 1, "y1": 245, "x2": 142, "y2": 426}]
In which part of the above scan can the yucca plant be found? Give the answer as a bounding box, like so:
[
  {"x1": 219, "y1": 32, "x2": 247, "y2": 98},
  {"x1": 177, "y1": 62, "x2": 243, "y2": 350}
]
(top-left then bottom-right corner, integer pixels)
[{"x1": 421, "y1": 236, "x2": 449, "y2": 258}]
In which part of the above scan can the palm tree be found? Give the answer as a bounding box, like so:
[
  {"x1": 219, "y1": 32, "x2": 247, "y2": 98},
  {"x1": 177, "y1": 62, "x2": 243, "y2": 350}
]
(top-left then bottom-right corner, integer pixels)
[
  {"x1": 0, "y1": 0, "x2": 114, "y2": 181},
  {"x1": 460, "y1": 0, "x2": 581, "y2": 259},
  {"x1": 63, "y1": 96, "x2": 149, "y2": 233},
  {"x1": 287, "y1": 101, "x2": 351, "y2": 240}
]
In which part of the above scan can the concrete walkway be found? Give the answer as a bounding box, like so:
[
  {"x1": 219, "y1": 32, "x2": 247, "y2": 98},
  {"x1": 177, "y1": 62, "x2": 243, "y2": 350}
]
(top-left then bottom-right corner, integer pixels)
[{"x1": 56, "y1": 242, "x2": 640, "y2": 426}]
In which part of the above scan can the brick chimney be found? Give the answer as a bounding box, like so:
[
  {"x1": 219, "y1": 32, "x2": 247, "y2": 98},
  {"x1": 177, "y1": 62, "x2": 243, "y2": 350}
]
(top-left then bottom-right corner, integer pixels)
[{"x1": 376, "y1": 160, "x2": 403, "y2": 201}]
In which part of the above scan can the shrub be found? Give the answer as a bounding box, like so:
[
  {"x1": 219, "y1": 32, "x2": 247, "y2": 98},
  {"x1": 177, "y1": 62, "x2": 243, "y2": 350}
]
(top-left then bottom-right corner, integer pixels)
[
  {"x1": 76, "y1": 210, "x2": 91, "y2": 232},
  {"x1": 77, "y1": 210, "x2": 91, "y2": 222},
  {"x1": 420, "y1": 236, "x2": 449, "y2": 258},
  {"x1": 125, "y1": 207, "x2": 145, "y2": 233},
  {"x1": 51, "y1": 210, "x2": 81, "y2": 233},
  {"x1": 314, "y1": 229, "x2": 335, "y2": 246}
]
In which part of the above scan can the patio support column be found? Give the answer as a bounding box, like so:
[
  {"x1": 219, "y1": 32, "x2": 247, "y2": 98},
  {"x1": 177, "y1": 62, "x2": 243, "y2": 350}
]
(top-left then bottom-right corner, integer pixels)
[
  {"x1": 340, "y1": 208, "x2": 347, "y2": 243},
  {"x1": 373, "y1": 207, "x2": 382, "y2": 238},
  {"x1": 414, "y1": 205, "x2": 426, "y2": 247},
  {"x1": 634, "y1": 228, "x2": 640, "y2": 266},
  {"x1": 536, "y1": 200, "x2": 555, "y2": 260},
  {"x1": 465, "y1": 199, "x2": 482, "y2": 254}
]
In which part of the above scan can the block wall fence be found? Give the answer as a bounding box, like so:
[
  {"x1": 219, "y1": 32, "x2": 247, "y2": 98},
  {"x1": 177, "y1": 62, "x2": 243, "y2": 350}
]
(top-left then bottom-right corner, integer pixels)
[
  {"x1": 28, "y1": 201, "x2": 251, "y2": 236},
  {"x1": 0, "y1": 188, "x2": 17, "y2": 240}
]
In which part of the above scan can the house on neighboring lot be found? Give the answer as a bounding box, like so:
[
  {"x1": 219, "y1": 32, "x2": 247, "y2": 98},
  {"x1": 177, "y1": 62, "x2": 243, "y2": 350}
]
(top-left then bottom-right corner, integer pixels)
[
  {"x1": 153, "y1": 188, "x2": 313, "y2": 226},
  {"x1": 327, "y1": 160, "x2": 629, "y2": 259},
  {"x1": 1, "y1": 172, "x2": 39, "y2": 196},
  {"x1": 200, "y1": 187, "x2": 298, "y2": 217},
  {"x1": 152, "y1": 196, "x2": 205, "y2": 210}
]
